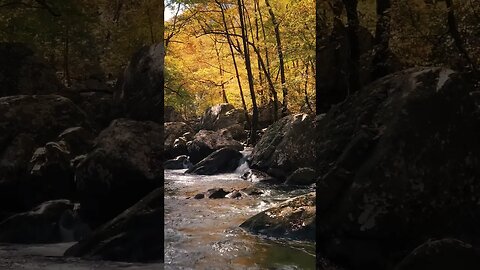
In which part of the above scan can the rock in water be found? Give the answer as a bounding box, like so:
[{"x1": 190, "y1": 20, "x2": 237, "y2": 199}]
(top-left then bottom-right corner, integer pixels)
[
  {"x1": 186, "y1": 148, "x2": 243, "y2": 175},
  {"x1": 163, "y1": 155, "x2": 193, "y2": 170},
  {"x1": 0, "y1": 200, "x2": 89, "y2": 243},
  {"x1": 394, "y1": 239, "x2": 480, "y2": 270},
  {"x1": 315, "y1": 67, "x2": 480, "y2": 269},
  {"x1": 75, "y1": 119, "x2": 162, "y2": 227},
  {"x1": 250, "y1": 113, "x2": 316, "y2": 179},
  {"x1": 240, "y1": 192, "x2": 315, "y2": 241},
  {"x1": 187, "y1": 130, "x2": 243, "y2": 164},
  {"x1": 64, "y1": 188, "x2": 164, "y2": 263}
]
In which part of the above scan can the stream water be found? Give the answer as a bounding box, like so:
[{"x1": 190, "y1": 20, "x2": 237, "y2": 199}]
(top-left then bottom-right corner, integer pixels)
[{"x1": 164, "y1": 151, "x2": 316, "y2": 270}]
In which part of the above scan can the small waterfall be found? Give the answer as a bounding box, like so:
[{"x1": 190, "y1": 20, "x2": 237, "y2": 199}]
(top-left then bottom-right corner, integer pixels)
[{"x1": 235, "y1": 148, "x2": 252, "y2": 175}]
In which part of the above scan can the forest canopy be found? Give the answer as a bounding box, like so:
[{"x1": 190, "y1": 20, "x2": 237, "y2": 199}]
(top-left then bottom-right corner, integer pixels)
[
  {"x1": 165, "y1": 0, "x2": 316, "y2": 118},
  {"x1": 0, "y1": 0, "x2": 163, "y2": 85}
]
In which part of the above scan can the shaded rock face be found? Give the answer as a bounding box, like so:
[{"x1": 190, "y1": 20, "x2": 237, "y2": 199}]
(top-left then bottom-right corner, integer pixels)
[
  {"x1": 163, "y1": 155, "x2": 192, "y2": 170},
  {"x1": 164, "y1": 122, "x2": 194, "y2": 159},
  {"x1": 113, "y1": 44, "x2": 164, "y2": 123},
  {"x1": 218, "y1": 123, "x2": 247, "y2": 142},
  {"x1": 0, "y1": 43, "x2": 64, "y2": 97},
  {"x1": 187, "y1": 130, "x2": 244, "y2": 165},
  {"x1": 186, "y1": 148, "x2": 243, "y2": 175},
  {"x1": 0, "y1": 200, "x2": 89, "y2": 243},
  {"x1": 75, "y1": 91, "x2": 115, "y2": 130},
  {"x1": 200, "y1": 103, "x2": 246, "y2": 131},
  {"x1": 0, "y1": 95, "x2": 89, "y2": 212},
  {"x1": 315, "y1": 67, "x2": 480, "y2": 269},
  {"x1": 240, "y1": 192, "x2": 315, "y2": 241},
  {"x1": 394, "y1": 239, "x2": 480, "y2": 270},
  {"x1": 75, "y1": 119, "x2": 162, "y2": 227},
  {"x1": 164, "y1": 105, "x2": 185, "y2": 122},
  {"x1": 285, "y1": 167, "x2": 315, "y2": 185},
  {"x1": 257, "y1": 100, "x2": 288, "y2": 129},
  {"x1": 65, "y1": 188, "x2": 164, "y2": 263},
  {"x1": 250, "y1": 114, "x2": 316, "y2": 180}
]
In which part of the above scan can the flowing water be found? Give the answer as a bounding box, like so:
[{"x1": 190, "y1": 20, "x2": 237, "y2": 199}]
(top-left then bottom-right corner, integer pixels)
[{"x1": 164, "y1": 151, "x2": 316, "y2": 270}]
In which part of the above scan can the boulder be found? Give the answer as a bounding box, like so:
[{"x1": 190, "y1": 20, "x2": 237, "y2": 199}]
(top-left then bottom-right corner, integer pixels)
[
  {"x1": 0, "y1": 200, "x2": 90, "y2": 243},
  {"x1": 395, "y1": 239, "x2": 480, "y2": 270},
  {"x1": 250, "y1": 114, "x2": 316, "y2": 180},
  {"x1": 315, "y1": 68, "x2": 480, "y2": 269},
  {"x1": 163, "y1": 155, "x2": 193, "y2": 170},
  {"x1": 186, "y1": 148, "x2": 243, "y2": 175},
  {"x1": 113, "y1": 44, "x2": 164, "y2": 123},
  {"x1": 285, "y1": 168, "x2": 316, "y2": 185},
  {"x1": 0, "y1": 95, "x2": 89, "y2": 212},
  {"x1": 257, "y1": 100, "x2": 287, "y2": 129},
  {"x1": 75, "y1": 119, "x2": 162, "y2": 227},
  {"x1": 218, "y1": 123, "x2": 247, "y2": 142},
  {"x1": 187, "y1": 130, "x2": 244, "y2": 164},
  {"x1": 164, "y1": 122, "x2": 194, "y2": 159},
  {"x1": 75, "y1": 91, "x2": 115, "y2": 130},
  {"x1": 240, "y1": 192, "x2": 315, "y2": 241},
  {"x1": 200, "y1": 103, "x2": 246, "y2": 130},
  {"x1": 0, "y1": 42, "x2": 64, "y2": 97},
  {"x1": 64, "y1": 188, "x2": 164, "y2": 263},
  {"x1": 206, "y1": 188, "x2": 230, "y2": 199},
  {"x1": 165, "y1": 105, "x2": 185, "y2": 122}
]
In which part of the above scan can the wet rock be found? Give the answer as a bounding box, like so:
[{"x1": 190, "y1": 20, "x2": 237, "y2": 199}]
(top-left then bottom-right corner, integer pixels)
[
  {"x1": 285, "y1": 168, "x2": 316, "y2": 185},
  {"x1": 164, "y1": 122, "x2": 194, "y2": 159},
  {"x1": 206, "y1": 188, "x2": 230, "y2": 199},
  {"x1": 0, "y1": 95, "x2": 89, "y2": 212},
  {"x1": 241, "y1": 186, "x2": 264, "y2": 196},
  {"x1": 0, "y1": 42, "x2": 65, "y2": 97},
  {"x1": 315, "y1": 68, "x2": 480, "y2": 269},
  {"x1": 186, "y1": 148, "x2": 243, "y2": 175},
  {"x1": 200, "y1": 103, "x2": 246, "y2": 130},
  {"x1": 0, "y1": 200, "x2": 89, "y2": 243},
  {"x1": 240, "y1": 192, "x2": 315, "y2": 241},
  {"x1": 395, "y1": 239, "x2": 480, "y2": 270},
  {"x1": 75, "y1": 119, "x2": 162, "y2": 227},
  {"x1": 194, "y1": 193, "x2": 205, "y2": 199},
  {"x1": 241, "y1": 169, "x2": 276, "y2": 183},
  {"x1": 163, "y1": 155, "x2": 193, "y2": 170},
  {"x1": 250, "y1": 114, "x2": 316, "y2": 180},
  {"x1": 226, "y1": 190, "x2": 242, "y2": 199},
  {"x1": 187, "y1": 130, "x2": 243, "y2": 164},
  {"x1": 113, "y1": 44, "x2": 164, "y2": 123},
  {"x1": 65, "y1": 188, "x2": 164, "y2": 262}
]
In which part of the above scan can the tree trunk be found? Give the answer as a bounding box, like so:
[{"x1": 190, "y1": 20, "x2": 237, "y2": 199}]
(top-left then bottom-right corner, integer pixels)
[
  {"x1": 303, "y1": 62, "x2": 313, "y2": 113},
  {"x1": 214, "y1": 41, "x2": 229, "y2": 103},
  {"x1": 238, "y1": 0, "x2": 259, "y2": 145},
  {"x1": 63, "y1": 24, "x2": 70, "y2": 87},
  {"x1": 342, "y1": 0, "x2": 360, "y2": 94},
  {"x1": 265, "y1": 0, "x2": 288, "y2": 116},
  {"x1": 445, "y1": 0, "x2": 477, "y2": 73},
  {"x1": 217, "y1": 1, "x2": 251, "y2": 128},
  {"x1": 371, "y1": 0, "x2": 391, "y2": 80}
]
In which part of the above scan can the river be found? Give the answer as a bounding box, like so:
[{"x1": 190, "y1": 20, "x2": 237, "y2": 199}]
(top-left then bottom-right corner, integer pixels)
[{"x1": 164, "y1": 152, "x2": 316, "y2": 270}]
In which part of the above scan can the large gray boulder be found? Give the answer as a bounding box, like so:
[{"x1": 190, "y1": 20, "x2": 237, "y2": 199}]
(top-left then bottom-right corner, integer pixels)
[
  {"x1": 113, "y1": 44, "x2": 164, "y2": 123},
  {"x1": 186, "y1": 148, "x2": 243, "y2": 175},
  {"x1": 75, "y1": 119, "x2": 162, "y2": 227},
  {"x1": 187, "y1": 130, "x2": 244, "y2": 164},
  {"x1": 250, "y1": 113, "x2": 316, "y2": 179},
  {"x1": 200, "y1": 103, "x2": 246, "y2": 130},
  {"x1": 65, "y1": 188, "x2": 163, "y2": 263},
  {"x1": 0, "y1": 95, "x2": 89, "y2": 212},
  {"x1": 164, "y1": 121, "x2": 194, "y2": 159},
  {"x1": 315, "y1": 67, "x2": 480, "y2": 269}
]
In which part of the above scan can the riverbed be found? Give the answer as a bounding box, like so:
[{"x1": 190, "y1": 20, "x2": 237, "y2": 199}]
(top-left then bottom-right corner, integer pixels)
[{"x1": 164, "y1": 166, "x2": 316, "y2": 270}]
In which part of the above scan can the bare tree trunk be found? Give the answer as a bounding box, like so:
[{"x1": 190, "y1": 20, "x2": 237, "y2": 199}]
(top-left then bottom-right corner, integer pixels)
[
  {"x1": 445, "y1": 0, "x2": 477, "y2": 73},
  {"x1": 238, "y1": 0, "x2": 259, "y2": 144},
  {"x1": 217, "y1": 1, "x2": 251, "y2": 128},
  {"x1": 214, "y1": 41, "x2": 229, "y2": 103},
  {"x1": 372, "y1": 0, "x2": 391, "y2": 80},
  {"x1": 63, "y1": 24, "x2": 71, "y2": 87},
  {"x1": 342, "y1": 0, "x2": 360, "y2": 93},
  {"x1": 303, "y1": 62, "x2": 313, "y2": 113},
  {"x1": 265, "y1": 0, "x2": 288, "y2": 116}
]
